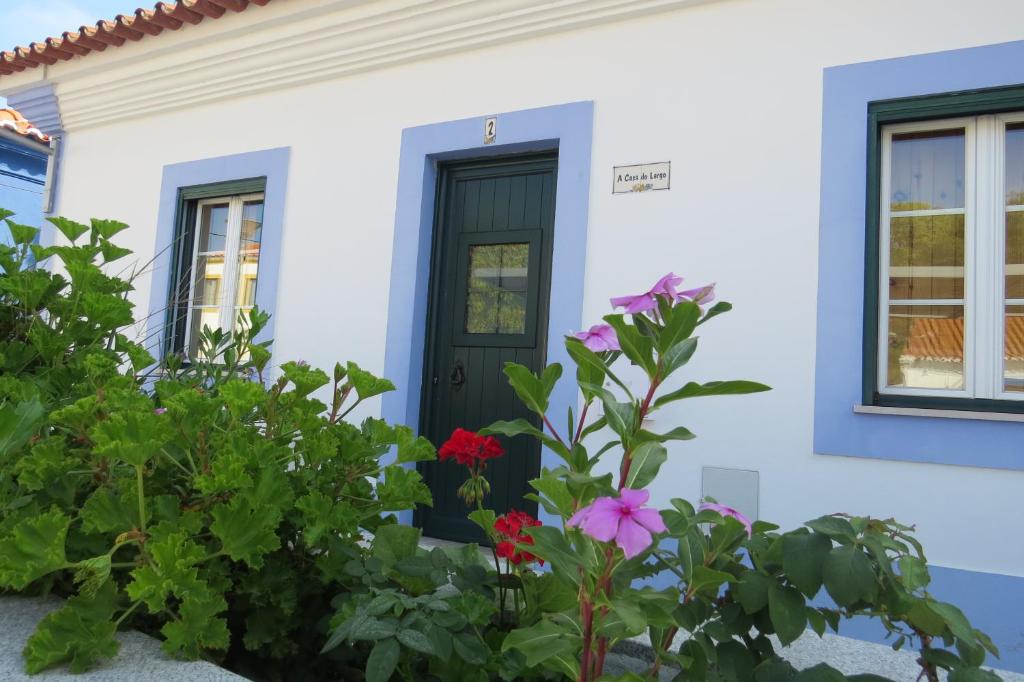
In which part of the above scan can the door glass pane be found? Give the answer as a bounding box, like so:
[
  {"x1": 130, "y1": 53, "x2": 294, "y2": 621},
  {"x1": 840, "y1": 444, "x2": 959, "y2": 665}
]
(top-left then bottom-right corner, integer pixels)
[
  {"x1": 889, "y1": 214, "x2": 964, "y2": 300},
  {"x1": 1006, "y1": 305, "x2": 1024, "y2": 393},
  {"x1": 886, "y1": 305, "x2": 964, "y2": 390},
  {"x1": 890, "y1": 128, "x2": 965, "y2": 211},
  {"x1": 465, "y1": 242, "x2": 529, "y2": 334}
]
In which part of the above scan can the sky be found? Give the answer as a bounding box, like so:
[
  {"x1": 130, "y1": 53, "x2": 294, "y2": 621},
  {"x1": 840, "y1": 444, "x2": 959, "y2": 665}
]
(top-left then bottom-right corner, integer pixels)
[{"x1": 0, "y1": 0, "x2": 137, "y2": 107}]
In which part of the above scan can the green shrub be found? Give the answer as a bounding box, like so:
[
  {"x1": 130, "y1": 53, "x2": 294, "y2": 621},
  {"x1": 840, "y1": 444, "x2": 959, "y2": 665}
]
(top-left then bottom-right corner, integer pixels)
[{"x1": 0, "y1": 211, "x2": 436, "y2": 679}]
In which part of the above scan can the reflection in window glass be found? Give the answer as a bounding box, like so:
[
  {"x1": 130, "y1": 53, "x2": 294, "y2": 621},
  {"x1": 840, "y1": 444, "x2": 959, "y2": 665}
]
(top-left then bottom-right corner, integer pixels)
[
  {"x1": 889, "y1": 214, "x2": 964, "y2": 300},
  {"x1": 1006, "y1": 306, "x2": 1024, "y2": 393},
  {"x1": 886, "y1": 305, "x2": 964, "y2": 390},
  {"x1": 235, "y1": 200, "x2": 264, "y2": 311},
  {"x1": 890, "y1": 129, "x2": 965, "y2": 211},
  {"x1": 465, "y1": 243, "x2": 529, "y2": 334}
]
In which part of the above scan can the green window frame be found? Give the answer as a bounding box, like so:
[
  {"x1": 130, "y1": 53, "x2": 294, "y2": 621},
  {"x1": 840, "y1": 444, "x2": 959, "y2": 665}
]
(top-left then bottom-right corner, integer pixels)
[
  {"x1": 864, "y1": 84, "x2": 1024, "y2": 413},
  {"x1": 165, "y1": 176, "x2": 267, "y2": 357}
]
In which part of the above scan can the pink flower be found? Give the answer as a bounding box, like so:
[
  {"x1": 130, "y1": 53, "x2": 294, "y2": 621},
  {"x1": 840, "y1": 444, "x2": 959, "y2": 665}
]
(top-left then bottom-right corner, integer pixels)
[
  {"x1": 153, "y1": 408, "x2": 167, "y2": 415},
  {"x1": 698, "y1": 501, "x2": 753, "y2": 538},
  {"x1": 567, "y1": 488, "x2": 667, "y2": 559},
  {"x1": 679, "y1": 283, "x2": 716, "y2": 306},
  {"x1": 610, "y1": 273, "x2": 684, "y2": 314},
  {"x1": 573, "y1": 324, "x2": 620, "y2": 352}
]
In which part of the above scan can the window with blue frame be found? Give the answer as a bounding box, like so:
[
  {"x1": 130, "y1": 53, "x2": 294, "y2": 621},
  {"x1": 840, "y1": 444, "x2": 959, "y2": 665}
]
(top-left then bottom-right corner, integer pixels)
[
  {"x1": 865, "y1": 85, "x2": 1024, "y2": 413},
  {"x1": 167, "y1": 178, "x2": 266, "y2": 359}
]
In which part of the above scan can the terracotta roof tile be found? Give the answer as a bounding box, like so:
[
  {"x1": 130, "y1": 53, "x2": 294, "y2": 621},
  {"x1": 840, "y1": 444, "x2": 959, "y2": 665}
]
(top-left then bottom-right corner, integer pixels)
[
  {"x1": 0, "y1": 108, "x2": 50, "y2": 143},
  {"x1": 901, "y1": 316, "x2": 1024, "y2": 362},
  {"x1": 0, "y1": 0, "x2": 273, "y2": 78}
]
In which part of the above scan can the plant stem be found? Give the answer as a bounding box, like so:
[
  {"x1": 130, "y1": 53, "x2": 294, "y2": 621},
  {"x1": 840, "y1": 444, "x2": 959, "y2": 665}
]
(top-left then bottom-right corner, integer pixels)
[
  {"x1": 578, "y1": 597, "x2": 594, "y2": 682},
  {"x1": 114, "y1": 600, "x2": 143, "y2": 628},
  {"x1": 572, "y1": 401, "x2": 591, "y2": 445},
  {"x1": 135, "y1": 465, "x2": 147, "y2": 535},
  {"x1": 541, "y1": 414, "x2": 566, "y2": 447}
]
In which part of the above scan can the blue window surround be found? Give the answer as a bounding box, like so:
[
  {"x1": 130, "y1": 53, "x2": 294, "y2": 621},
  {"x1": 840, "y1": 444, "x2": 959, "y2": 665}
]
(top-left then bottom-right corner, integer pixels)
[
  {"x1": 146, "y1": 147, "x2": 290, "y2": 356},
  {"x1": 381, "y1": 101, "x2": 594, "y2": 527},
  {"x1": 815, "y1": 41, "x2": 1024, "y2": 471}
]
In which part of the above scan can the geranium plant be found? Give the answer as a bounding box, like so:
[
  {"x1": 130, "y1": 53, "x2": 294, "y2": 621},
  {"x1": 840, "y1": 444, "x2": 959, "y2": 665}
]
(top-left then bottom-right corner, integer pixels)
[{"x1": 0, "y1": 212, "x2": 437, "y2": 679}]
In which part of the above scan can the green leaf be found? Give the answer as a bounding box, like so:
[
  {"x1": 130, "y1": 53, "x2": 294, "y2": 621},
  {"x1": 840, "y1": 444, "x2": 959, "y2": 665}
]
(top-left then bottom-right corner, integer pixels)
[
  {"x1": 502, "y1": 620, "x2": 577, "y2": 667},
  {"x1": 365, "y1": 638, "x2": 401, "y2": 682},
  {"x1": 716, "y1": 640, "x2": 754, "y2": 681},
  {"x1": 805, "y1": 516, "x2": 857, "y2": 543},
  {"x1": 605, "y1": 315, "x2": 656, "y2": 377},
  {"x1": 503, "y1": 363, "x2": 561, "y2": 415},
  {"x1": 23, "y1": 581, "x2": 120, "y2": 674},
  {"x1": 394, "y1": 425, "x2": 436, "y2": 463},
  {"x1": 793, "y1": 663, "x2": 845, "y2": 682},
  {"x1": 525, "y1": 526, "x2": 585, "y2": 586},
  {"x1": 90, "y1": 218, "x2": 130, "y2": 239},
  {"x1": 688, "y1": 565, "x2": 733, "y2": 597},
  {"x1": 47, "y1": 216, "x2": 89, "y2": 243},
  {"x1": 657, "y1": 301, "x2": 700, "y2": 353},
  {"x1": 782, "y1": 531, "x2": 832, "y2": 597},
  {"x1": 768, "y1": 583, "x2": 807, "y2": 646},
  {"x1": 734, "y1": 571, "x2": 773, "y2": 614},
  {"x1": 6, "y1": 220, "x2": 40, "y2": 245},
  {"x1": 698, "y1": 301, "x2": 732, "y2": 325},
  {"x1": 822, "y1": 545, "x2": 876, "y2": 607},
  {"x1": 906, "y1": 600, "x2": 946, "y2": 636},
  {"x1": 0, "y1": 397, "x2": 45, "y2": 460},
  {"x1": 210, "y1": 495, "x2": 282, "y2": 569},
  {"x1": 396, "y1": 627, "x2": 434, "y2": 655},
  {"x1": 89, "y1": 411, "x2": 172, "y2": 468},
  {"x1": 897, "y1": 555, "x2": 930, "y2": 591},
  {"x1": 635, "y1": 426, "x2": 696, "y2": 443},
  {"x1": 0, "y1": 509, "x2": 69, "y2": 589},
  {"x1": 468, "y1": 508, "x2": 496, "y2": 537},
  {"x1": 482, "y1": 418, "x2": 570, "y2": 463},
  {"x1": 453, "y1": 631, "x2": 490, "y2": 665},
  {"x1": 624, "y1": 441, "x2": 667, "y2": 489},
  {"x1": 660, "y1": 337, "x2": 699, "y2": 378},
  {"x1": 653, "y1": 380, "x2": 771, "y2": 409},
  {"x1": 529, "y1": 474, "x2": 575, "y2": 517},
  {"x1": 929, "y1": 601, "x2": 976, "y2": 643},
  {"x1": 160, "y1": 591, "x2": 230, "y2": 659},
  {"x1": 372, "y1": 524, "x2": 421, "y2": 568},
  {"x1": 346, "y1": 361, "x2": 396, "y2": 401}
]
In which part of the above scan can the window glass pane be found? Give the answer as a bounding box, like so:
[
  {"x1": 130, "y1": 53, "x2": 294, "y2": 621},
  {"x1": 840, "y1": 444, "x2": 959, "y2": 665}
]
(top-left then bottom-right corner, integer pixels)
[
  {"x1": 1006, "y1": 305, "x2": 1024, "y2": 393},
  {"x1": 198, "y1": 203, "x2": 230, "y2": 253},
  {"x1": 1006, "y1": 211, "x2": 1024, "y2": 299},
  {"x1": 890, "y1": 129, "x2": 965, "y2": 211},
  {"x1": 886, "y1": 305, "x2": 964, "y2": 390},
  {"x1": 187, "y1": 307, "x2": 221, "y2": 359},
  {"x1": 889, "y1": 214, "x2": 964, "y2": 300},
  {"x1": 235, "y1": 200, "x2": 263, "y2": 308},
  {"x1": 465, "y1": 242, "x2": 529, "y2": 334},
  {"x1": 1005, "y1": 123, "x2": 1024, "y2": 205}
]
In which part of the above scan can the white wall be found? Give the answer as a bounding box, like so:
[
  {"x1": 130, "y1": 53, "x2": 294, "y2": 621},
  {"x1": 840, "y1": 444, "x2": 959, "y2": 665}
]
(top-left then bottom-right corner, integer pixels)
[{"x1": 32, "y1": 0, "x2": 1024, "y2": 576}]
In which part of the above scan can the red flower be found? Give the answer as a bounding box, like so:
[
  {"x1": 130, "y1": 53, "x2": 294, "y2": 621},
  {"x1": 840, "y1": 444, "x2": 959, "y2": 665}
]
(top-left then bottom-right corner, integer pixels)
[
  {"x1": 493, "y1": 509, "x2": 543, "y2": 566},
  {"x1": 439, "y1": 428, "x2": 505, "y2": 467}
]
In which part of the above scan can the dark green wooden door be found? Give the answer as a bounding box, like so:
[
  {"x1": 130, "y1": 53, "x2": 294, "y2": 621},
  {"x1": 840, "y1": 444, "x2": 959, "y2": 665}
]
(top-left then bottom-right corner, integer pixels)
[{"x1": 417, "y1": 154, "x2": 557, "y2": 543}]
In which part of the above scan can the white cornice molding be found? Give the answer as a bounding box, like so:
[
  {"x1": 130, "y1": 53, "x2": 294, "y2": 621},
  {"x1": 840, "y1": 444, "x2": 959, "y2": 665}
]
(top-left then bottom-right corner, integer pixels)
[{"x1": 38, "y1": 0, "x2": 720, "y2": 131}]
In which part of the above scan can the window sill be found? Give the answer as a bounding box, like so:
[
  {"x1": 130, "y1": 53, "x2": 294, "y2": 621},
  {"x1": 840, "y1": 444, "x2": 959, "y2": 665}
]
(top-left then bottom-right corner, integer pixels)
[{"x1": 853, "y1": 404, "x2": 1024, "y2": 423}]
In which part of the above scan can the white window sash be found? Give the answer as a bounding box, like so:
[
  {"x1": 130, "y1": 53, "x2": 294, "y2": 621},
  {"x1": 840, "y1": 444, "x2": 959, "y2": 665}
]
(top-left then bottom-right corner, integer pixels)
[{"x1": 877, "y1": 117, "x2": 976, "y2": 399}]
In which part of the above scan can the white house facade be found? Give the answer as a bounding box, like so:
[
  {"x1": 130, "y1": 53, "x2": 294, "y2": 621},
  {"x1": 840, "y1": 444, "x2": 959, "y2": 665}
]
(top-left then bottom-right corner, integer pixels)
[{"x1": 1, "y1": 0, "x2": 1023, "y2": 670}]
